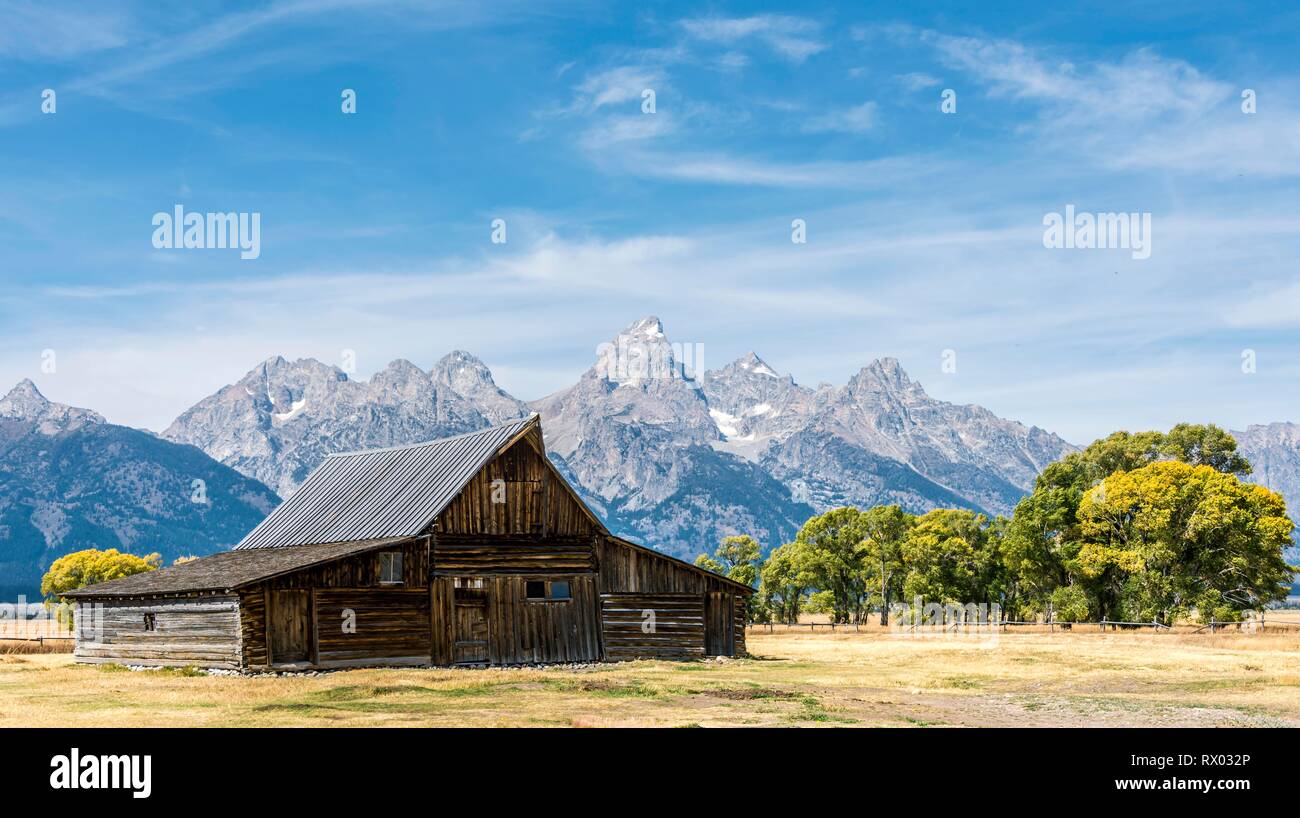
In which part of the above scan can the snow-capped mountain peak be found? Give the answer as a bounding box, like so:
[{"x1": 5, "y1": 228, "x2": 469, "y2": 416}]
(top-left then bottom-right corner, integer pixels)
[
  {"x1": 737, "y1": 351, "x2": 780, "y2": 379},
  {"x1": 595, "y1": 315, "x2": 696, "y2": 385},
  {"x1": 432, "y1": 350, "x2": 529, "y2": 424}
]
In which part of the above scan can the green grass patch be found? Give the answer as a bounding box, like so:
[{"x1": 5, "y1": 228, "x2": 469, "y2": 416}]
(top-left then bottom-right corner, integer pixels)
[
  {"x1": 785, "y1": 694, "x2": 858, "y2": 725},
  {"x1": 545, "y1": 679, "x2": 671, "y2": 698}
]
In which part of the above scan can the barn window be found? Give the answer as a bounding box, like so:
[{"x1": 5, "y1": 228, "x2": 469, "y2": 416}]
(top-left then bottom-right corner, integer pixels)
[
  {"x1": 143, "y1": 612, "x2": 156, "y2": 631},
  {"x1": 525, "y1": 580, "x2": 570, "y2": 601},
  {"x1": 379, "y1": 552, "x2": 404, "y2": 584}
]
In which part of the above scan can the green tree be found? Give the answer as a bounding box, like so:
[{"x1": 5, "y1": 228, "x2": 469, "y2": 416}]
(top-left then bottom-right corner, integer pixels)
[
  {"x1": 1005, "y1": 423, "x2": 1262, "y2": 618},
  {"x1": 694, "y1": 553, "x2": 726, "y2": 574},
  {"x1": 1049, "y1": 584, "x2": 1091, "y2": 623},
  {"x1": 702, "y1": 535, "x2": 763, "y2": 587},
  {"x1": 696, "y1": 534, "x2": 765, "y2": 620},
  {"x1": 901, "y1": 509, "x2": 1005, "y2": 606},
  {"x1": 41, "y1": 548, "x2": 161, "y2": 600},
  {"x1": 1077, "y1": 461, "x2": 1294, "y2": 623},
  {"x1": 859, "y1": 505, "x2": 914, "y2": 625},
  {"x1": 758, "y1": 541, "x2": 813, "y2": 624},
  {"x1": 1159, "y1": 423, "x2": 1252, "y2": 475},
  {"x1": 1003, "y1": 481, "x2": 1079, "y2": 611},
  {"x1": 795, "y1": 507, "x2": 870, "y2": 623}
]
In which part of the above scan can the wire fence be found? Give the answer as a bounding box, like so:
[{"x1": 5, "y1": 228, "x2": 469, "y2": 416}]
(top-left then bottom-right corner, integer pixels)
[
  {"x1": 0, "y1": 605, "x2": 75, "y2": 643},
  {"x1": 747, "y1": 615, "x2": 1300, "y2": 633}
]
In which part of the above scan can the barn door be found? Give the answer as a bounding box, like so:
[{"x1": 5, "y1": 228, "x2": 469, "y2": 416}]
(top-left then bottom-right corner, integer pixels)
[
  {"x1": 270, "y1": 590, "x2": 310, "y2": 664},
  {"x1": 705, "y1": 592, "x2": 734, "y2": 656},
  {"x1": 453, "y1": 588, "x2": 490, "y2": 664}
]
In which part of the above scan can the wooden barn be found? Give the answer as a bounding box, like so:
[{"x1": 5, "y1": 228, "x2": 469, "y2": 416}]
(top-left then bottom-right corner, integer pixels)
[{"x1": 66, "y1": 415, "x2": 752, "y2": 670}]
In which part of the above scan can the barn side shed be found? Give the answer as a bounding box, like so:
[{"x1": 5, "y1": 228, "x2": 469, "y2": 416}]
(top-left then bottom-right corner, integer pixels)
[{"x1": 67, "y1": 415, "x2": 753, "y2": 670}]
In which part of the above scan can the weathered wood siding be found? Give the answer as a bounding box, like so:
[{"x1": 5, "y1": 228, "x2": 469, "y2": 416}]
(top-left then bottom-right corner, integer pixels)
[
  {"x1": 262, "y1": 538, "x2": 429, "y2": 590},
  {"x1": 74, "y1": 595, "x2": 241, "y2": 669},
  {"x1": 734, "y1": 598, "x2": 747, "y2": 655},
  {"x1": 237, "y1": 539, "x2": 430, "y2": 669},
  {"x1": 600, "y1": 593, "x2": 705, "y2": 660},
  {"x1": 598, "y1": 537, "x2": 735, "y2": 594},
  {"x1": 238, "y1": 587, "x2": 268, "y2": 668},
  {"x1": 430, "y1": 576, "x2": 455, "y2": 665},
  {"x1": 431, "y1": 575, "x2": 601, "y2": 665},
  {"x1": 433, "y1": 535, "x2": 596, "y2": 575},
  {"x1": 434, "y1": 428, "x2": 598, "y2": 538},
  {"x1": 313, "y1": 588, "x2": 431, "y2": 667},
  {"x1": 424, "y1": 435, "x2": 603, "y2": 665},
  {"x1": 705, "y1": 591, "x2": 735, "y2": 656},
  {"x1": 241, "y1": 584, "x2": 432, "y2": 669},
  {"x1": 597, "y1": 537, "x2": 751, "y2": 659}
]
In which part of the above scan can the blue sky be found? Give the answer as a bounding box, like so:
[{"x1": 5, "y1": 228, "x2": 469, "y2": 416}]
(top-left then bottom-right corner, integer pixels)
[{"x1": 2, "y1": 0, "x2": 1299, "y2": 443}]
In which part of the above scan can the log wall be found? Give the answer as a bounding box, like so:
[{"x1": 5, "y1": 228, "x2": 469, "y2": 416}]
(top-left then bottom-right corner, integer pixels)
[
  {"x1": 597, "y1": 538, "x2": 751, "y2": 659},
  {"x1": 600, "y1": 593, "x2": 705, "y2": 660},
  {"x1": 314, "y1": 588, "x2": 431, "y2": 667},
  {"x1": 238, "y1": 587, "x2": 268, "y2": 668},
  {"x1": 73, "y1": 595, "x2": 242, "y2": 669},
  {"x1": 433, "y1": 535, "x2": 596, "y2": 575},
  {"x1": 734, "y1": 598, "x2": 747, "y2": 655}
]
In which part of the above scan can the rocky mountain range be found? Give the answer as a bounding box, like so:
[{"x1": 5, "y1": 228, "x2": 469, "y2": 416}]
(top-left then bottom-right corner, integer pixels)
[
  {"x1": 0, "y1": 380, "x2": 279, "y2": 598},
  {"x1": 158, "y1": 317, "x2": 1082, "y2": 561},
  {"x1": 163, "y1": 352, "x2": 528, "y2": 498},
  {"x1": 5, "y1": 317, "x2": 1299, "y2": 592}
]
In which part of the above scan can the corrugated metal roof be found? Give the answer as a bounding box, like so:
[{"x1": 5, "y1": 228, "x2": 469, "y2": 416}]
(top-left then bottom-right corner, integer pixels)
[
  {"x1": 235, "y1": 415, "x2": 538, "y2": 550},
  {"x1": 64, "y1": 537, "x2": 410, "y2": 597}
]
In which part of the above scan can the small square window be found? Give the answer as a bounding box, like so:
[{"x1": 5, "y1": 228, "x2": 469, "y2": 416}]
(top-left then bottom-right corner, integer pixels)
[
  {"x1": 379, "y1": 552, "x2": 404, "y2": 584},
  {"x1": 525, "y1": 580, "x2": 546, "y2": 600},
  {"x1": 143, "y1": 612, "x2": 156, "y2": 631},
  {"x1": 549, "y1": 580, "x2": 571, "y2": 600}
]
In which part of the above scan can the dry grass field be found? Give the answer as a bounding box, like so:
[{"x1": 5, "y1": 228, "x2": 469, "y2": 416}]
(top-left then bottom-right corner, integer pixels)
[{"x1": 2, "y1": 622, "x2": 1300, "y2": 727}]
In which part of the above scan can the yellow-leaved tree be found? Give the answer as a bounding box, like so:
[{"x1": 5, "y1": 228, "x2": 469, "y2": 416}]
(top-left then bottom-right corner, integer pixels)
[
  {"x1": 41, "y1": 549, "x2": 162, "y2": 600},
  {"x1": 1077, "y1": 461, "x2": 1295, "y2": 624}
]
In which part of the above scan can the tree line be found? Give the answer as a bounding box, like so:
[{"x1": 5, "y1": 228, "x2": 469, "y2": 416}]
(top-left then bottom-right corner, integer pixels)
[{"x1": 696, "y1": 424, "x2": 1298, "y2": 626}]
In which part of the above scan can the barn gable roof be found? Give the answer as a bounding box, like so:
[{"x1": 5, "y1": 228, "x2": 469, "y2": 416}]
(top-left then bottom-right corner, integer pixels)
[
  {"x1": 236, "y1": 415, "x2": 539, "y2": 550},
  {"x1": 63, "y1": 537, "x2": 410, "y2": 598}
]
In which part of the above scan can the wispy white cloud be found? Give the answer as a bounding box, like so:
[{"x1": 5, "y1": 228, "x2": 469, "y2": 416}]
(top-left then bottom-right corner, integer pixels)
[
  {"x1": 0, "y1": 0, "x2": 133, "y2": 61},
  {"x1": 573, "y1": 64, "x2": 668, "y2": 111},
  {"x1": 680, "y1": 14, "x2": 828, "y2": 63},
  {"x1": 894, "y1": 27, "x2": 1300, "y2": 176},
  {"x1": 896, "y1": 71, "x2": 941, "y2": 91},
  {"x1": 0, "y1": 0, "x2": 543, "y2": 125},
  {"x1": 1224, "y1": 281, "x2": 1300, "y2": 328},
  {"x1": 924, "y1": 32, "x2": 1228, "y2": 122},
  {"x1": 577, "y1": 112, "x2": 676, "y2": 149},
  {"x1": 599, "y1": 150, "x2": 941, "y2": 189}
]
